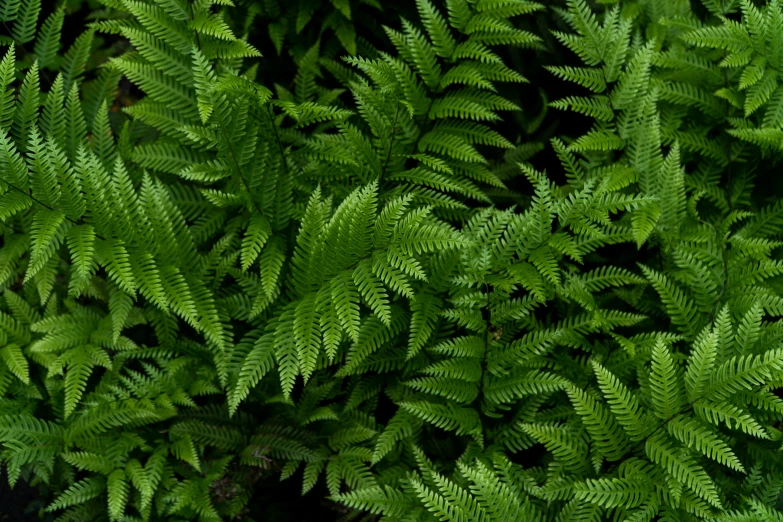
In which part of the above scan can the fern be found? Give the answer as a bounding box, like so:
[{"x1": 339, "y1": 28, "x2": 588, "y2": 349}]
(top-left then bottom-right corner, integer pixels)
[{"x1": 1, "y1": 0, "x2": 783, "y2": 520}]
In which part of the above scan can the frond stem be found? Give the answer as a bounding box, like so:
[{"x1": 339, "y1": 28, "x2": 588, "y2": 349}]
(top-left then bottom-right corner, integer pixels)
[
  {"x1": 380, "y1": 102, "x2": 400, "y2": 184},
  {"x1": 0, "y1": 179, "x2": 106, "y2": 240}
]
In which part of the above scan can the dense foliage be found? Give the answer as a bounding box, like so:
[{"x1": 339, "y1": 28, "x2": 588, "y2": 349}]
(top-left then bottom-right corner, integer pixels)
[{"x1": 3, "y1": 0, "x2": 783, "y2": 520}]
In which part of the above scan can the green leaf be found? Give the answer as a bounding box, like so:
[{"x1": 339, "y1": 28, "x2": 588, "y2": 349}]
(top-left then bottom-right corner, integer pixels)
[
  {"x1": 107, "y1": 469, "x2": 129, "y2": 522},
  {"x1": 645, "y1": 432, "x2": 722, "y2": 508},
  {"x1": 26, "y1": 209, "x2": 69, "y2": 284},
  {"x1": 0, "y1": 344, "x2": 28, "y2": 384},
  {"x1": 46, "y1": 477, "x2": 105, "y2": 512},
  {"x1": 241, "y1": 214, "x2": 271, "y2": 271},
  {"x1": 294, "y1": 293, "x2": 321, "y2": 382},
  {"x1": 64, "y1": 354, "x2": 94, "y2": 418},
  {"x1": 649, "y1": 340, "x2": 683, "y2": 420},
  {"x1": 66, "y1": 224, "x2": 97, "y2": 295},
  {"x1": 408, "y1": 293, "x2": 440, "y2": 358},
  {"x1": 353, "y1": 259, "x2": 392, "y2": 326}
]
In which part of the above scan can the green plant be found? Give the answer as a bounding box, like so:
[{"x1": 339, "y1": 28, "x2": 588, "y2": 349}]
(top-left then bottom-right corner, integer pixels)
[{"x1": 2, "y1": 0, "x2": 783, "y2": 521}]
